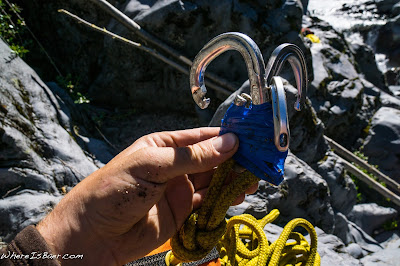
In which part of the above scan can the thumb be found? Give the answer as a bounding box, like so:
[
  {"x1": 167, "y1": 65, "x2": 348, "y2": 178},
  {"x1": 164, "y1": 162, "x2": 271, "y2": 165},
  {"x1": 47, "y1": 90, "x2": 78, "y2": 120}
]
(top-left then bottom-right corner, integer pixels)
[{"x1": 127, "y1": 133, "x2": 238, "y2": 183}]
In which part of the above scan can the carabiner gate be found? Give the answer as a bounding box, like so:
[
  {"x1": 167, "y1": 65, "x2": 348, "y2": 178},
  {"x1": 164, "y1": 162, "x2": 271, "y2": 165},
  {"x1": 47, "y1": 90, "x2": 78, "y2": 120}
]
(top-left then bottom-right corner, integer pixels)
[{"x1": 190, "y1": 32, "x2": 308, "y2": 152}]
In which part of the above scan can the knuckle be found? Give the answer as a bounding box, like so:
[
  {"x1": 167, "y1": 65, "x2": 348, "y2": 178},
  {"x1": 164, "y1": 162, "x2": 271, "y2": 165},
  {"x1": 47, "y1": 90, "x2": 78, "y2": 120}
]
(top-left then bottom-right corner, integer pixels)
[
  {"x1": 177, "y1": 142, "x2": 212, "y2": 166},
  {"x1": 177, "y1": 146, "x2": 200, "y2": 166}
]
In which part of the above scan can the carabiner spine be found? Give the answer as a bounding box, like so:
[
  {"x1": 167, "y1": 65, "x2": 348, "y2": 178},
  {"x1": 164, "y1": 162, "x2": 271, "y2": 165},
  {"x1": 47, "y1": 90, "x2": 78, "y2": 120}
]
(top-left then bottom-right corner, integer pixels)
[{"x1": 270, "y1": 77, "x2": 289, "y2": 152}]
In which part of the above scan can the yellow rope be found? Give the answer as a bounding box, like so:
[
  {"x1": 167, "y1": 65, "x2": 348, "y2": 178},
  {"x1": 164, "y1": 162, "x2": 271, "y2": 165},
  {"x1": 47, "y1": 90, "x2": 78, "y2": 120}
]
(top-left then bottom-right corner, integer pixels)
[
  {"x1": 168, "y1": 159, "x2": 321, "y2": 265},
  {"x1": 218, "y1": 209, "x2": 321, "y2": 266},
  {"x1": 170, "y1": 159, "x2": 258, "y2": 262}
]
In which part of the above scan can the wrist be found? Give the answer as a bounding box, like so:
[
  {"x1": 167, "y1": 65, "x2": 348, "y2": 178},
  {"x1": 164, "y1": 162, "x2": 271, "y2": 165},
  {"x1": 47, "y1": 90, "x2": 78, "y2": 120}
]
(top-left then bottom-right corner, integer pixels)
[{"x1": 37, "y1": 188, "x2": 117, "y2": 265}]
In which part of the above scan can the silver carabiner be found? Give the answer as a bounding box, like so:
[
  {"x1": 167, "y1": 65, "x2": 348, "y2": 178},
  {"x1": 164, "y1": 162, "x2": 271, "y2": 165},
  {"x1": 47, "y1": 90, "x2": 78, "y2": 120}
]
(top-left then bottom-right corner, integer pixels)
[{"x1": 190, "y1": 32, "x2": 308, "y2": 152}]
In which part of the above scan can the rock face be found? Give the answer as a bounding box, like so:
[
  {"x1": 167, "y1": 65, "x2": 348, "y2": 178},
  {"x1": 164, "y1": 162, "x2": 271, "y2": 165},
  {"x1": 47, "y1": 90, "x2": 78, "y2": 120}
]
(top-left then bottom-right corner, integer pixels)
[
  {"x1": 0, "y1": 40, "x2": 100, "y2": 241},
  {"x1": 333, "y1": 212, "x2": 383, "y2": 254},
  {"x1": 315, "y1": 152, "x2": 357, "y2": 215},
  {"x1": 377, "y1": 14, "x2": 400, "y2": 66},
  {"x1": 349, "y1": 42, "x2": 386, "y2": 90},
  {"x1": 302, "y1": 16, "x2": 381, "y2": 150},
  {"x1": 347, "y1": 203, "x2": 398, "y2": 236},
  {"x1": 362, "y1": 107, "x2": 400, "y2": 180},
  {"x1": 360, "y1": 238, "x2": 400, "y2": 265},
  {"x1": 20, "y1": 0, "x2": 309, "y2": 113}
]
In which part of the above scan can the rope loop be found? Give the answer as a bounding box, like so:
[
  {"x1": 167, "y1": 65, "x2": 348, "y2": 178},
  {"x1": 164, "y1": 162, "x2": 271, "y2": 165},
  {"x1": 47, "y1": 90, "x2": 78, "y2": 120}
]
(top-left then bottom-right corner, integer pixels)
[
  {"x1": 218, "y1": 210, "x2": 321, "y2": 266},
  {"x1": 168, "y1": 160, "x2": 321, "y2": 266},
  {"x1": 170, "y1": 159, "x2": 259, "y2": 263}
]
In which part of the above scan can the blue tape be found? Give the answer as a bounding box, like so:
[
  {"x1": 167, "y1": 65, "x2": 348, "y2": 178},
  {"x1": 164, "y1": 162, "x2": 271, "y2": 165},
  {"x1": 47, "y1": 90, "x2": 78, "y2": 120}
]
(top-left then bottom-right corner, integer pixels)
[{"x1": 219, "y1": 102, "x2": 287, "y2": 185}]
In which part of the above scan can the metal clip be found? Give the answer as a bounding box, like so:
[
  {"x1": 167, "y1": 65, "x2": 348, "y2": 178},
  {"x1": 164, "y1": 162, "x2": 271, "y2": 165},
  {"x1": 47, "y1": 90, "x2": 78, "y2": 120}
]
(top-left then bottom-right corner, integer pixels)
[{"x1": 190, "y1": 32, "x2": 308, "y2": 152}]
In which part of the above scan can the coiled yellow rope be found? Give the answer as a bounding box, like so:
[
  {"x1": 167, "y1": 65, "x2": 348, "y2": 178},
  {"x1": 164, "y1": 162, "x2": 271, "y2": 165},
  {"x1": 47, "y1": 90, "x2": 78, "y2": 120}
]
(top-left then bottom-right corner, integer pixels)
[
  {"x1": 218, "y1": 209, "x2": 321, "y2": 266},
  {"x1": 167, "y1": 159, "x2": 320, "y2": 266},
  {"x1": 170, "y1": 159, "x2": 259, "y2": 262}
]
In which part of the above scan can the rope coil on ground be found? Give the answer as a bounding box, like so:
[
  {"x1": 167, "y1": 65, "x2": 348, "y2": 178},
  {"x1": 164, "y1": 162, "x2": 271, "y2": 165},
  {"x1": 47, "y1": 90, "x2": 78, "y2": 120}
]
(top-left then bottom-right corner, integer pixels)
[{"x1": 218, "y1": 209, "x2": 320, "y2": 266}]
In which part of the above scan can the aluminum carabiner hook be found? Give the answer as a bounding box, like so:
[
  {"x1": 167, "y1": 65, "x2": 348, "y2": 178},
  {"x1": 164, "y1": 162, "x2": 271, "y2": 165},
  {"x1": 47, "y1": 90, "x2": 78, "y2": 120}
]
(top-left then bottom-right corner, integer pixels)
[
  {"x1": 265, "y1": 43, "x2": 308, "y2": 112},
  {"x1": 264, "y1": 43, "x2": 308, "y2": 151},
  {"x1": 190, "y1": 32, "x2": 308, "y2": 152},
  {"x1": 190, "y1": 32, "x2": 267, "y2": 108}
]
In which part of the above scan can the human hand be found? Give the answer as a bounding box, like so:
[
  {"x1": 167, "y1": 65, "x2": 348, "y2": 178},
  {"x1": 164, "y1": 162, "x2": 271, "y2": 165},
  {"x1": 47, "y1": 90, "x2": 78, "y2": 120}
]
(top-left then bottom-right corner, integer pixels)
[{"x1": 37, "y1": 127, "x2": 258, "y2": 265}]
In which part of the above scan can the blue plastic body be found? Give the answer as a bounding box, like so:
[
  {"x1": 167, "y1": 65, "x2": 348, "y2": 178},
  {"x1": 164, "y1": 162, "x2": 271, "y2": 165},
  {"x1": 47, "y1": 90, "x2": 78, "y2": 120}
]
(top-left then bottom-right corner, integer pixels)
[{"x1": 219, "y1": 102, "x2": 287, "y2": 185}]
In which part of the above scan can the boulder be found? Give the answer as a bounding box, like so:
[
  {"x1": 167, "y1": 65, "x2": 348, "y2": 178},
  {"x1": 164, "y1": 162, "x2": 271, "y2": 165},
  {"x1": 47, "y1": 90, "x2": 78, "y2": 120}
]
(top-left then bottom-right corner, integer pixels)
[
  {"x1": 228, "y1": 152, "x2": 335, "y2": 233},
  {"x1": 349, "y1": 42, "x2": 386, "y2": 90},
  {"x1": 333, "y1": 212, "x2": 383, "y2": 255},
  {"x1": 362, "y1": 107, "x2": 400, "y2": 180},
  {"x1": 347, "y1": 203, "x2": 398, "y2": 236},
  {"x1": 0, "y1": 39, "x2": 99, "y2": 240},
  {"x1": 314, "y1": 227, "x2": 362, "y2": 265},
  {"x1": 380, "y1": 91, "x2": 400, "y2": 110},
  {"x1": 0, "y1": 190, "x2": 61, "y2": 242},
  {"x1": 393, "y1": 2, "x2": 400, "y2": 16},
  {"x1": 375, "y1": 0, "x2": 400, "y2": 14},
  {"x1": 315, "y1": 152, "x2": 357, "y2": 215},
  {"x1": 313, "y1": 78, "x2": 377, "y2": 149},
  {"x1": 302, "y1": 17, "x2": 380, "y2": 149},
  {"x1": 360, "y1": 238, "x2": 400, "y2": 265},
  {"x1": 346, "y1": 243, "x2": 364, "y2": 259},
  {"x1": 377, "y1": 14, "x2": 400, "y2": 66}
]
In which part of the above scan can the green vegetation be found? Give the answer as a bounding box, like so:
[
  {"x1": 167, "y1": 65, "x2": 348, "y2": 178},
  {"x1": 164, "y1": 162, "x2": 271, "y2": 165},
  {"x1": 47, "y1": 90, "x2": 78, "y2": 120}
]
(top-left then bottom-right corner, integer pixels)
[
  {"x1": 353, "y1": 150, "x2": 385, "y2": 186},
  {"x1": 383, "y1": 219, "x2": 398, "y2": 231},
  {"x1": 349, "y1": 150, "x2": 389, "y2": 203},
  {"x1": 348, "y1": 173, "x2": 363, "y2": 203},
  {"x1": 0, "y1": 0, "x2": 30, "y2": 57},
  {"x1": 56, "y1": 74, "x2": 90, "y2": 104},
  {"x1": 353, "y1": 150, "x2": 368, "y2": 161}
]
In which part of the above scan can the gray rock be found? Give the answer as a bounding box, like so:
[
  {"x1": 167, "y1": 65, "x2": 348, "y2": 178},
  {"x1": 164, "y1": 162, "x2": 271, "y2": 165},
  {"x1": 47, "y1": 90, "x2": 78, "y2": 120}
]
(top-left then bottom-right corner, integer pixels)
[
  {"x1": 263, "y1": 223, "x2": 361, "y2": 265},
  {"x1": 76, "y1": 135, "x2": 114, "y2": 165},
  {"x1": 303, "y1": 17, "x2": 380, "y2": 149},
  {"x1": 315, "y1": 152, "x2": 357, "y2": 215},
  {"x1": 228, "y1": 152, "x2": 335, "y2": 233},
  {"x1": 333, "y1": 212, "x2": 383, "y2": 254},
  {"x1": 347, "y1": 203, "x2": 398, "y2": 236},
  {"x1": 20, "y1": 0, "x2": 309, "y2": 114},
  {"x1": 375, "y1": 0, "x2": 400, "y2": 14},
  {"x1": 314, "y1": 78, "x2": 376, "y2": 148},
  {"x1": 380, "y1": 91, "x2": 400, "y2": 110},
  {"x1": 360, "y1": 238, "x2": 400, "y2": 265},
  {"x1": 375, "y1": 230, "x2": 400, "y2": 248},
  {"x1": 314, "y1": 227, "x2": 362, "y2": 265},
  {"x1": 0, "y1": 190, "x2": 61, "y2": 242},
  {"x1": 377, "y1": 14, "x2": 400, "y2": 66},
  {"x1": 362, "y1": 107, "x2": 400, "y2": 180},
  {"x1": 393, "y1": 2, "x2": 400, "y2": 16},
  {"x1": 389, "y1": 85, "x2": 400, "y2": 96},
  {"x1": 0, "y1": 39, "x2": 99, "y2": 240},
  {"x1": 349, "y1": 42, "x2": 386, "y2": 90},
  {"x1": 346, "y1": 243, "x2": 364, "y2": 259},
  {"x1": 384, "y1": 67, "x2": 400, "y2": 86}
]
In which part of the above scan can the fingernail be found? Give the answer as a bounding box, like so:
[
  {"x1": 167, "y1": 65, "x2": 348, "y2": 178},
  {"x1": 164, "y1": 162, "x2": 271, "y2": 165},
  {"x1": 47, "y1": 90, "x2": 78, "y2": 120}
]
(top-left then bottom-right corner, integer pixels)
[{"x1": 212, "y1": 133, "x2": 237, "y2": 153}]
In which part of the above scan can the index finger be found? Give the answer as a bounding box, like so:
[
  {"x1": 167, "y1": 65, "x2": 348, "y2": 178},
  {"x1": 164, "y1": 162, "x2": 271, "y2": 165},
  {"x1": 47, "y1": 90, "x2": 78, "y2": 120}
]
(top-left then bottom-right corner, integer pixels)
[{"x1": 114, "y1": 127, "x2": 221, "y2": 160}]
